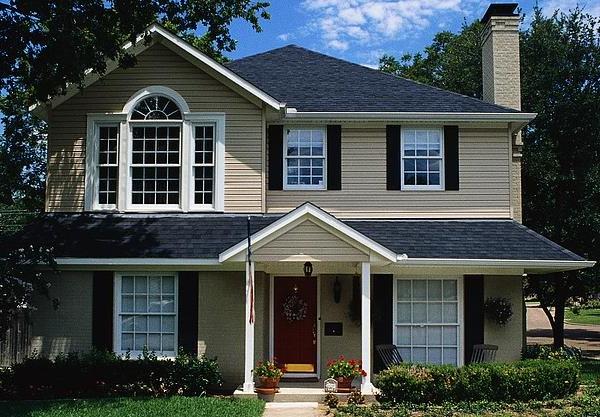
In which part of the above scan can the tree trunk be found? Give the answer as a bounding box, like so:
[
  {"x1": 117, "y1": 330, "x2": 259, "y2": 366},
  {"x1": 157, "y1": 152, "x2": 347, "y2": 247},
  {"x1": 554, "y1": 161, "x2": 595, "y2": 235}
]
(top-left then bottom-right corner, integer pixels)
[{"x1": 553, "y1": 297, "x2": 566, "y2": 348}]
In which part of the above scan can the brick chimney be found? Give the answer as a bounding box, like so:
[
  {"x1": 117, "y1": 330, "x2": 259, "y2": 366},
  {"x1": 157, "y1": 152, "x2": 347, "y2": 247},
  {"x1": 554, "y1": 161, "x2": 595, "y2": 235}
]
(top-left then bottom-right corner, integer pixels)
[
  {"x1": 481, "y1": 3, "x2": 523, "y2": 222},
  {"x1": 481, "y1": 3, "x2": 521, "y2": 110}
]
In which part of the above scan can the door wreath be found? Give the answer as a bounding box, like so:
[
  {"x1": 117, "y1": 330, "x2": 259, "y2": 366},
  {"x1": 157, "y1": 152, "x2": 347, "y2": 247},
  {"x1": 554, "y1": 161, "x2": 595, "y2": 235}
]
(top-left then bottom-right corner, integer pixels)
[{"x1": 282, "y1": 293, "x2": 308, "y2": 322}]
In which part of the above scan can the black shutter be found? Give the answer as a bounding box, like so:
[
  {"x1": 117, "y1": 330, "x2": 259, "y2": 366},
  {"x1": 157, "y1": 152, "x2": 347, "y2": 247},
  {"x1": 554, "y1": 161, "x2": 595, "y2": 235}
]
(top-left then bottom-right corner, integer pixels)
[
  {"x1": 92, "y1": 271, "x2": 114, "y2": 351},
  {"x1": 327, "y1": 125, "x2": 342, "y2": 190},
  {"x1": 178, "y1": 272, "x2": 199, "y2": 356},
  {"x1": 444, "y1": 125, "x2": 459, "y2": 190},
  {"x1": 386, "y1": 125, "x2": 401, "y2": 190},
  {"x1": 464, "y1": 275, "x2": 484, "y2": 363},
  {"x1": 372, "y1": 275, "x2": 393, "y2": 372},
  {"x1": 268, "y1": 125, "x2": 284, "y2": 190}
]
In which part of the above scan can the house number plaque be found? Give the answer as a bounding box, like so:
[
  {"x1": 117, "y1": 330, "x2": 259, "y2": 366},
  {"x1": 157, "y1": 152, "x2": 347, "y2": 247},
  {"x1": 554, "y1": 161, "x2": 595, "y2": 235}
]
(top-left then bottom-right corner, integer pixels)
[{"x1": 324, "y1": 378, "x2": 338, "y2": 393}]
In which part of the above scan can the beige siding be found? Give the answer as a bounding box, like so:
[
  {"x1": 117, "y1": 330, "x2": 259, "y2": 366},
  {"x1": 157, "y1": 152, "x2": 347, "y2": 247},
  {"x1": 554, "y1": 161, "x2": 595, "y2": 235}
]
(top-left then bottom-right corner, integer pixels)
[
  {"x1": 484, "y1": 275, "x2": 524, "y2": 362},
  {"x1": 253, "y1": 220, "x2": 369, "y2": 262},
  {"x1": 47, "y1": 42, "x2": 262, "y2": 212},
  {"x1": 267, "y1": 125, "x2": 511, "y2": 218},
  {"x1": 29, "y1": 271, "x2": 93, "y2": 357},
  {"x1": 198, "y1": 271, "x2": 268, "y2": 385},
  {"x1": 319, "y1": 275, "x2": 361, "y2": 377}
]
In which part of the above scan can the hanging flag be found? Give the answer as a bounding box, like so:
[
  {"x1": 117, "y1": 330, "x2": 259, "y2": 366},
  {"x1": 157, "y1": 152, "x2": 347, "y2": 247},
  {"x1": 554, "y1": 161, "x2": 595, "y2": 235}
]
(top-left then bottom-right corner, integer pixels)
[{"x1": 247, "y1": 216, "x2": 255, "y2": 324}]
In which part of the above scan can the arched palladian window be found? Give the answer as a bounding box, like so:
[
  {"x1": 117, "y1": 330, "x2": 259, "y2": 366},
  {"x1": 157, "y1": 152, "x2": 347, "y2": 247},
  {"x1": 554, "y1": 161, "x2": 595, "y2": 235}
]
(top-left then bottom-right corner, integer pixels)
[
  {"x1": 85, "y1": 86, "x2": 225, "y2": 212},
  {"x1": 131, "y1": 96, "x2": 183, "y2": 120}
]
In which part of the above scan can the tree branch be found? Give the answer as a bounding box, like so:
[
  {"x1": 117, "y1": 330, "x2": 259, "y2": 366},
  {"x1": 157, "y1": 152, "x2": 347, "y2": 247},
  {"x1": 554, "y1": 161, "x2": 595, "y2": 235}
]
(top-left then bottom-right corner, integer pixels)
[{"x1": 541, "y1": 304, "x2": 556, "y2": 332}]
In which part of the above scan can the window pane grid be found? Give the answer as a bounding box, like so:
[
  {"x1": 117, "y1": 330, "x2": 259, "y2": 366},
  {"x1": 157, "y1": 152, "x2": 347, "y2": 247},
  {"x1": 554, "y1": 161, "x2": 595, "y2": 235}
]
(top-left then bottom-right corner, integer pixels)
[
  {"x1": 395, "y1": 279, "x2": 459, "y2": 365},
  {"x1": 98, "y1": 126, "x2": 119, "y2": 205},
  {"x1": 131, "y1": 126, "x2": 180, "y2": 205},
  {"x1": 119, "y1": 275, "x2": 176, "y2": 354},
  {"x1": 402, "y1": 129, "x2": 442, "y2": 187},
  {"x1": 193, "y1": 125, "x2": 215, "y2": 205},
  {"x1": 285, "y1": 129, "x2": 325, "y2": 187}
]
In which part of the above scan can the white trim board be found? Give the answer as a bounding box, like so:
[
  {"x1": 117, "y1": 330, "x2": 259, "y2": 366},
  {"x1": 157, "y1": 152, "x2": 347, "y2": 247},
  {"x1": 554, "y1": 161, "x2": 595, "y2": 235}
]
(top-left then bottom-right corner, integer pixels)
[{"x1": 218, "y1": 202, "x2": 398, "y2": 263}]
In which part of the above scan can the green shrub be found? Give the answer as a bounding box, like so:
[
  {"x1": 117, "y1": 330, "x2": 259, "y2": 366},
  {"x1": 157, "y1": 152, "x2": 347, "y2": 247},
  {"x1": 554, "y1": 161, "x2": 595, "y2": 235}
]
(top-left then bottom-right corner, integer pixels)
[
  {"x1": 374, "y1": 360, "x2": 580, "y2": 404},
  {"x1": 0, "y1": 348, "x2": 222, "y2": 400},
  {"x1": 522, "y1": 344, "x2": 582, "y2": 361}
]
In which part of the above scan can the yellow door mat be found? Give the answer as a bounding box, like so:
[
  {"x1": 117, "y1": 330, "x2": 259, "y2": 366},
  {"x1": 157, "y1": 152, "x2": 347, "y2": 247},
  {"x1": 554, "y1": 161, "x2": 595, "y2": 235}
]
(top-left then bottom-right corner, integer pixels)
[{"x1": 284, "y1": 363, "x2": 315, "y2": 373}]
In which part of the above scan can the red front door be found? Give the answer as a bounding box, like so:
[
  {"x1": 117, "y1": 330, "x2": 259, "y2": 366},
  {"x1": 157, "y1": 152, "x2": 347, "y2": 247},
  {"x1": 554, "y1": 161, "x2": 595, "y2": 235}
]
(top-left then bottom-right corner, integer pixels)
[{"x1": 274, "y1": 277, "x2": 318, "y2": 374}]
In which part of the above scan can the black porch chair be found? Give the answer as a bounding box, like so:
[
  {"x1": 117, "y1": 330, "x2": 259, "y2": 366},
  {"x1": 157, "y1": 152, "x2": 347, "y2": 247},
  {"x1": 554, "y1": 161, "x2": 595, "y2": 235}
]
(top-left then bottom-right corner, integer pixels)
[
  {"x1": 470, "y1": 344, "x2": 498, "y2": 363},
  {"x1": 375, "y1": 344, "x2": 404, "y2": 369}
]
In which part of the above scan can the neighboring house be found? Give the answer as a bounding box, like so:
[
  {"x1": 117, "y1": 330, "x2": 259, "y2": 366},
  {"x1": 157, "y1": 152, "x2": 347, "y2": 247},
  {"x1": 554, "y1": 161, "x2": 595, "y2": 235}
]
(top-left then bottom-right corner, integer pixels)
[{"x1": 15, "y1": 3, "x2": 593, "y2": 393}]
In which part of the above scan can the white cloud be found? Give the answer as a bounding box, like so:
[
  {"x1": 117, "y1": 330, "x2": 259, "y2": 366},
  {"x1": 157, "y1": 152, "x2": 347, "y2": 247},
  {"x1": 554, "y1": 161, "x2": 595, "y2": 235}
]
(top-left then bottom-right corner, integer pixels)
[
  {"x1": 277, "y1": 33, "x2": 292, "y2": 41},
  {"x1": 300, "y1": 0, "x2": 464, "y2": 51},
  {"x1": 328, "y1": 39, "x2": 350, "y2": 50},
  {"x1": 539, "y1": 0, "x2": 600, "y2": 17}
]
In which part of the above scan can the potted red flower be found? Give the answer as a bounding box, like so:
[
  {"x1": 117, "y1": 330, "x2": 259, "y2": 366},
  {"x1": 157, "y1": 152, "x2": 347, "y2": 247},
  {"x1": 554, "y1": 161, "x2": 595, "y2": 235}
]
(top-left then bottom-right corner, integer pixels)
[
  {"x1": 253, "y1": 359, "x2": 286, "y2": 396},
  {"x1": 326, "y1": 356, "x2": 367, "y2": 393}
]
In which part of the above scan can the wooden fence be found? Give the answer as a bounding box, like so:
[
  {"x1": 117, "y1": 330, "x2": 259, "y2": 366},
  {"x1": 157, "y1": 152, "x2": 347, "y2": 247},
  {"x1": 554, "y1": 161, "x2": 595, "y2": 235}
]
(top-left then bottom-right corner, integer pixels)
[{"x1": 0, "y1": 315, "x2": 31, "y2": 367}]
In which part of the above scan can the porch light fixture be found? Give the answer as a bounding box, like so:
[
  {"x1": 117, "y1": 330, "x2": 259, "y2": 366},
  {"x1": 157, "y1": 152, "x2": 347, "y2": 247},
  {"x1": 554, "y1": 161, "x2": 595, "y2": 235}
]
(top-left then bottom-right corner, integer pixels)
[{"x1": 303, "y1": 261, "x2": 313, "y2": 277}]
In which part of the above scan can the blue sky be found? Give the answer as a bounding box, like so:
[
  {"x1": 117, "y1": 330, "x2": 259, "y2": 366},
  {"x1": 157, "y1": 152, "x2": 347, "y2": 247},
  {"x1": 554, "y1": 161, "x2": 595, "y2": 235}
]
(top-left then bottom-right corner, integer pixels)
[{"x1": 225, "y1": 0, "x2": 600, "y2": 67}]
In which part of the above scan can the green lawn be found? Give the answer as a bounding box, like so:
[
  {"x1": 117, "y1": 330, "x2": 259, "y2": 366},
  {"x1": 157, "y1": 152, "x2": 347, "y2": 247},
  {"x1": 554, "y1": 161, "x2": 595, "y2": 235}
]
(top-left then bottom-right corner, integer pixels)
[
  {"x1": 565, "y1": 308, "x2": 600, "y2": 325},
  {"x1": 0, "y1": 396, "x2": 265, "y2": 417},
  {"x1": 581, "y1": 359, "x2": 600, "y2": 384}
]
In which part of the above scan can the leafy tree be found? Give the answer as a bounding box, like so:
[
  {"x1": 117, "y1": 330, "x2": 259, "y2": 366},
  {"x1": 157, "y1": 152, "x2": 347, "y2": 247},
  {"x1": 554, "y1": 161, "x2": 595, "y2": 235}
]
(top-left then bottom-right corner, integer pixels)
[
  {"x1": 0, "y1": 0, "x2": 270, "y2": 210},
  {"x1": 379, "y1": 20, "x2": 483, "y2": 99},
  {"x1": 0, "y1": 0, "x2": 270, "y2": 340},
  {"x1": 381, "y1": 8, "x2": 600, "y2": 347}
]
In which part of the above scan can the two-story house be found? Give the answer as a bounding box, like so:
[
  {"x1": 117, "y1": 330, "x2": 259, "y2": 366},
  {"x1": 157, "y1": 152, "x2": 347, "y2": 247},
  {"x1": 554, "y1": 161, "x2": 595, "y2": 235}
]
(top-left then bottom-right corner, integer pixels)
[{"x1": 19, "y1": 3, "x2": 593, "y2": 393}]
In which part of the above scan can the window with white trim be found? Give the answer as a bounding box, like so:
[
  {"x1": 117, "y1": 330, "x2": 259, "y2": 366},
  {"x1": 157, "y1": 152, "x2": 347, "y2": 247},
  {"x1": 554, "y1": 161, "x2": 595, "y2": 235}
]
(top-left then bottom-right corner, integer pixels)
[
  {"x1": 284, "y1": 128, "x2": 326, "y2": 189},
  {"x1": 193, "y1": 125, "x2": 215, "y2": 206},
  {"x1": 402, "y1": 128, "x2": 443, "y2": 190},
  {"x1": 97, "y1": 125, "x2": 119, "y2": 205},
  {"x1": 116, "y1": 273, "x2": 178, "y2": 357},
  {"x1": 85, "y1": 86, "x2": 225, "y2": 212},
  {"x1": 131, "y1": 125, "x2": 181, "y2": 206},
  {"x1": 394, "y1": 278, "x2": 460, "y2": 365}
]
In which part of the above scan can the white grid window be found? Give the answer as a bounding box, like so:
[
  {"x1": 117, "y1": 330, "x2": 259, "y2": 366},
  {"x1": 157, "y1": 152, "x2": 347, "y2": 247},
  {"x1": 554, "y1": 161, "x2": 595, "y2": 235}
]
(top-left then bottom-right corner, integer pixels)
[
  {"x1": 284, "y1": 128, "x2": 326, "y2": 189},
  {"x1": 193, "y1": 125, "x2": 214, "y2": 206},
  {"x1": 98, "y1": 126, "x2": 119, "y2": 205},
  {"x1": 131, "y1": 126, "x2": 181, "y2": 205},
  {"x1": 394, "y1": 279, "x2": 459, "y2": 366},
  {"x1": 117, "y1": 273, "x2": 178, "y2": 357},
  {"x1": 402, "y1": 128, "x2": 443, "y2": 190}
]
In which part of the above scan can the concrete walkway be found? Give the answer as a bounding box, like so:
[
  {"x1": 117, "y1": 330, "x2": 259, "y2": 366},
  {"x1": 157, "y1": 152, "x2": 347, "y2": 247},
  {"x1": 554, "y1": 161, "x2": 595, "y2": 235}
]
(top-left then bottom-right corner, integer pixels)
[
  {"x1": 263, "y1": 402, "x2": 323, "y2": 417},
  {"x1": 526, "y1": 305, "x2": 600, "y2": 358}
]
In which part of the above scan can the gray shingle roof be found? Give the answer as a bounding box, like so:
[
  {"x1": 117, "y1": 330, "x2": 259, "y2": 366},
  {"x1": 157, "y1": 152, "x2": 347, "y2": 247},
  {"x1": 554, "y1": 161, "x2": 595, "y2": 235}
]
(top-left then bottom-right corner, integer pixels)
[
  {"x1": 7, "y1": 213, "x2": 583, "y2": 261},
  {"x1": 225, "y1": 45, "x2": 521, "y2": 114}
]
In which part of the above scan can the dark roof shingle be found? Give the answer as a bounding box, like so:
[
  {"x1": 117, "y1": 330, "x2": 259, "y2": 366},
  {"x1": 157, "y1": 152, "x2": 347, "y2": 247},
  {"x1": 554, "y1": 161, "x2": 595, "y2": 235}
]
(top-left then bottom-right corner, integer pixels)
[
  {"x1": 225, "y1": 45, "x2": 521, "y2": 114},
  {"x1": 5, "y1": 214, "x2": 583, "y2": 262}
]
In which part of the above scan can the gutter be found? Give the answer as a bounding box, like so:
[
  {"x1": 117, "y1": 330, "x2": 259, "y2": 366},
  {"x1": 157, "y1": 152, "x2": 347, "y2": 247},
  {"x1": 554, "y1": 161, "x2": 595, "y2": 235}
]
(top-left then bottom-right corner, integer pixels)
[
  {"x1": 284, "y1": 108, "x2": 536, "y2": 125},
  {"x1": 395, "y1": 256, "x2": 595, "y2": 271}
]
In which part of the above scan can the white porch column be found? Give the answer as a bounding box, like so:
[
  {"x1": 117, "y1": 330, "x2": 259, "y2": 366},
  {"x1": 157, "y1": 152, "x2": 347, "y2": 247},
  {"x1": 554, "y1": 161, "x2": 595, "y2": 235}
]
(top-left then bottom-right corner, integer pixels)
[
  {"x1": 361, "y1": 261, "x2": 374, "y2": 393},
  {"x1": 243, "y1": 260, "x2": 255, "y2": 392}
]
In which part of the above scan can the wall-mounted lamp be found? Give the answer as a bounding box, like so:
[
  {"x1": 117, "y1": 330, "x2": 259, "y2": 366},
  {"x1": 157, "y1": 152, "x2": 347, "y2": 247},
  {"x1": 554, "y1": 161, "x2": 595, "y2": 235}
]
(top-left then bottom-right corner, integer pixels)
[
  {"x1": 303, "y1": 261, "x2": 313, "y2": 277},
  {"x1": 333, "y1": 277, "x2": 342, "y2": 303}
]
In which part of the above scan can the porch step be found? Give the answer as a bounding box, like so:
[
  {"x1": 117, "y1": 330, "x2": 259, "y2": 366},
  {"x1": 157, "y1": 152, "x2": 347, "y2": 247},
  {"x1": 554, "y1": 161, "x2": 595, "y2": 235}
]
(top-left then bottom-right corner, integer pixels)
[{"x1": 233, "y1": 387, "x2": 377, "y2": 403}]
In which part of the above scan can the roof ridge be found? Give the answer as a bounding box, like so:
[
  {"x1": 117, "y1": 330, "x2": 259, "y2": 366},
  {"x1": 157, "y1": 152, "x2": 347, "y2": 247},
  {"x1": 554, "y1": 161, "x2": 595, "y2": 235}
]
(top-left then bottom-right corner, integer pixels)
[
  {"x1": 225, "y1": 44, "x2": 302, "y2": 64},
  {"x1": 229, "y1": 44, "x2": 520, "y2": 114}
]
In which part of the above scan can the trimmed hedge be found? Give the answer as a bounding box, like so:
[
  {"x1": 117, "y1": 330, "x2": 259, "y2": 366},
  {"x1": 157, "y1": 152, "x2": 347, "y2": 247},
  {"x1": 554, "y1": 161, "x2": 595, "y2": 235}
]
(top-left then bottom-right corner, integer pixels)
[
  {"x1": 375, "y1": 360, "x2": 580, "y2": 404},
  {"x1": 522, "y1": 344, "x2": 582, "y2": 361},
  {"x1": 0, "y1": 349, "x2": 222, "y2": 400}
]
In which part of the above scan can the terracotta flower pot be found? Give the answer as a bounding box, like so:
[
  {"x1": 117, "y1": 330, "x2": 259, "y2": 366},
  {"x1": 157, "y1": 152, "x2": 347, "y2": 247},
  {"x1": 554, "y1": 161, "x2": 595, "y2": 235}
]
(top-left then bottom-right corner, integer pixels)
[
  {"x1": 258, "y1": 376, "x2": 280, "y2": 389},
  {"x1": 336, "y1": 376, "x2": 354, "y2": 393}
]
